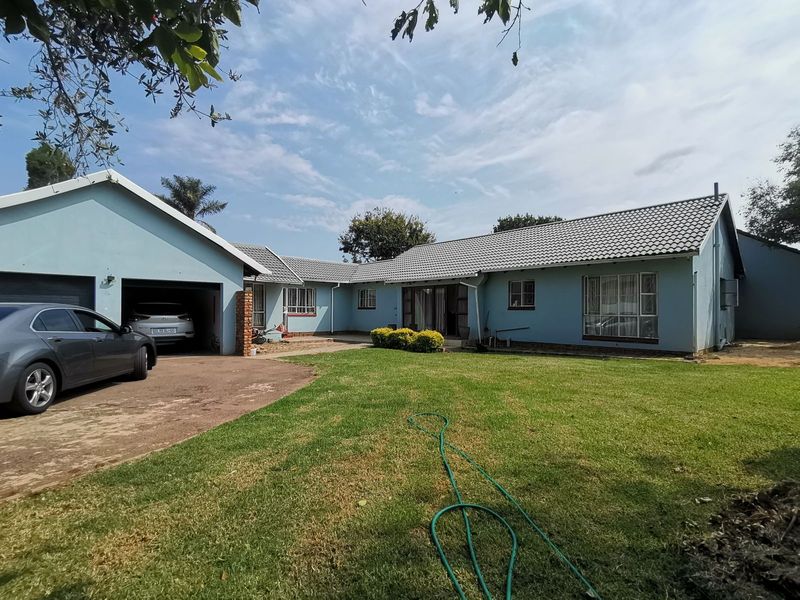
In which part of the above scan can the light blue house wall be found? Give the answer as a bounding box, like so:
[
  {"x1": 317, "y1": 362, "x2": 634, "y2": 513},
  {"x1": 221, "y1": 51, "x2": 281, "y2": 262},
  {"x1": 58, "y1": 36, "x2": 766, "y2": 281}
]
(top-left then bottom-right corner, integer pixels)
[
  {"x1": 692, "y1": 219, "x2": 738, "y2": 351},
  {"x1": 737, "y1": 232, "x2": 800, "y2": 339},
  {"x1": 348, "y1": 284, "x2": 402, "y2": 331},
  {"x1": 476, "y1": 258, "x2": 695, "y2": 352},
  {"x1": 0, "y1": 183, "x2": 246, "y2": 354}
]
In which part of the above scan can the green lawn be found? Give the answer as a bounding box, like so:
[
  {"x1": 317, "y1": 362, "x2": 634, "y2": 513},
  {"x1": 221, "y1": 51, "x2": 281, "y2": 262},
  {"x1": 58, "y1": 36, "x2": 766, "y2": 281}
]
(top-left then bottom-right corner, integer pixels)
[{"x1": 1, "y1": 350, "x2": 798, "y2": 600}]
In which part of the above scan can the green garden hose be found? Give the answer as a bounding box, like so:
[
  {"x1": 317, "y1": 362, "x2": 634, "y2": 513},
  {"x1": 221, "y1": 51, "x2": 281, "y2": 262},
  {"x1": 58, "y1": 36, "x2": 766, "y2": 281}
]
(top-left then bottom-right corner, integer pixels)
[{"x1": 408, "y1": 413, "x2": 602, "y2": 599}]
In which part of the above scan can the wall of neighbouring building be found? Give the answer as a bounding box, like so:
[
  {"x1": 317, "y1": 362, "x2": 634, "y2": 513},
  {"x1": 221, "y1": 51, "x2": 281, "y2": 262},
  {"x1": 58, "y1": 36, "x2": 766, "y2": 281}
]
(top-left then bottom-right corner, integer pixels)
[
  {"x1": 737, "y1": 232, "x2": 800, "y2": 340},
  {"x1": 0, "y1": 182, "x2": 245, "y2": 354},
  {"x1": 693, "y1": 219, "x2": 739, "y2": 351}
]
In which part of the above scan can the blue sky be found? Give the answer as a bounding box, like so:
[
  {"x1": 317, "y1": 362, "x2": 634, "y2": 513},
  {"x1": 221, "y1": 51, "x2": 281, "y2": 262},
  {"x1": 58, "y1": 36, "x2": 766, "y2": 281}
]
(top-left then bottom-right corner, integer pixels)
[{"x1": 1, "y1": 0, "x2": 799, "y2": 260}]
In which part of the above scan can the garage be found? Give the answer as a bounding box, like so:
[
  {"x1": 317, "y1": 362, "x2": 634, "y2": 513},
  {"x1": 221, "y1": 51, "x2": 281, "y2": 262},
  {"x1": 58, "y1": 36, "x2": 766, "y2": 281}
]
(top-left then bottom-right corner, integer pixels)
[
  {"x1": 0, "y1": 170, "x2": 269, "y2": 355},
  {"x1": 122, "y1": 279, "x2": 221, "y2": 352},
  {"x1": 0, "y1": 272, "x2": 95, "y2": 307}
]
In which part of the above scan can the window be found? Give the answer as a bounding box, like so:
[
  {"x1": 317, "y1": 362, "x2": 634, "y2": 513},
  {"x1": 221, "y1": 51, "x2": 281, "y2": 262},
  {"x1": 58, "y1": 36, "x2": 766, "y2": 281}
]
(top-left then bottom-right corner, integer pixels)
[
  {"x1": 285, "y1": 287, "x2": 316, "y2": 315},
  {"x1": 74, "y1": 310, "x2": 117, "y2": 333},
  {"x1": 32, "y1": 309, "x2": 79, "y2": 332},
  {"x1": 583, "y1": 273, "x2": 658, "y2": 340},
  {"x1": 245, "y1": 282, "x2": 266, "y2": 327},
  {"x1": 358, "y1": 289, "x2": 376, "y2": 310},
  {"x1": 508, "y1": 280, "x2": 535, "y2": 309}
]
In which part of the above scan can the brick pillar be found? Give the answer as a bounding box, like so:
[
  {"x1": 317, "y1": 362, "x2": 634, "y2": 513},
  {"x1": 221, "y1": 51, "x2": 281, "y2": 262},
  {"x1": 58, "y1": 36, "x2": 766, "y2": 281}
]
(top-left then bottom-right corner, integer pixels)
[{"x1": 235, "y1": 288, "x2": 253, "y2": 356}]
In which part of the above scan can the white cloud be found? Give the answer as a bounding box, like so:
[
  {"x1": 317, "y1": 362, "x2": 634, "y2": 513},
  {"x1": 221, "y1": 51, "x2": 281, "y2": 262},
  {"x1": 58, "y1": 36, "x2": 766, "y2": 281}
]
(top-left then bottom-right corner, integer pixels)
[{"x1": 415, "y1": 93, "x2": 458, "y2": 118}]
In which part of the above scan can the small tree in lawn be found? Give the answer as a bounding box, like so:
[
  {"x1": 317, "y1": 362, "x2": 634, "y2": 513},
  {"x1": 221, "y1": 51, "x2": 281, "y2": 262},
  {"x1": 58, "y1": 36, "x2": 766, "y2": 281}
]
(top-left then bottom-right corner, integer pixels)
[
  {"x1": 25, "y1": 143, "x2": 76, "y2": 189},
  {"x1": 157, "y1": 175, "x2": 227, "y2": 233},
  {"x1": 493, "y1": 213, "x2": 563, "y2": 232},
  {"x1": 339, "y1": 207, "x2": 436, "y2": 263},
  {"x1": 742, "y1": 126, "x2": 800, "y2": 244}
]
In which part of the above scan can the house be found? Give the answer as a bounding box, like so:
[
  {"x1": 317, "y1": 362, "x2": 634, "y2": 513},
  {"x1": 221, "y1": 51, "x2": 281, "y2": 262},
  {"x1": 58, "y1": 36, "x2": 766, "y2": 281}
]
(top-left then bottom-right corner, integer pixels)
[
  {"x1": 0, "y1": 170, "x2": 267, "y2": 355},
  {"x1": 4, "y1": 169, "x2": 770, "y2": 355},
  {"x1": 237, "y1": 190, "x2": 747, "y2": 354},
  {"x1": 736, "y1": 230, "x2": 800, "y2": 340}
]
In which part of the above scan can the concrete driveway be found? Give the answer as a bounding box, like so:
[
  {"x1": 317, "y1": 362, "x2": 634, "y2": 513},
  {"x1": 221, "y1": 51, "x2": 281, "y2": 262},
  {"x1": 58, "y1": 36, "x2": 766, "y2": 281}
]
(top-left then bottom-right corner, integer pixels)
[{"x1": 0, "y1": 356, "x2": 314, "y2": 501}]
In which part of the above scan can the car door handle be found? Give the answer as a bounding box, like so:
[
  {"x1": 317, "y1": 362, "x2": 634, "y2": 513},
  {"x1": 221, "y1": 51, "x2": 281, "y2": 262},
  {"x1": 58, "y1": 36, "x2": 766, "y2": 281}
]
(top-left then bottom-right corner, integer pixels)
[
  {"x1": 47, "y1": 337, "x2": 63, "y2": 343},
  {"x1": 93, "y1": 337, "x2": 104, "y2": 343}
]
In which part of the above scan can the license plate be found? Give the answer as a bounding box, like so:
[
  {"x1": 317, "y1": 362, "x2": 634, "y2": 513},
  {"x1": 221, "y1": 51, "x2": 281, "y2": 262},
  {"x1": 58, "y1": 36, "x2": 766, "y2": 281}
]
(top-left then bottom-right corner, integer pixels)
[{"x1": 152, "y1": 328, "x2": 177, "y2": 334}]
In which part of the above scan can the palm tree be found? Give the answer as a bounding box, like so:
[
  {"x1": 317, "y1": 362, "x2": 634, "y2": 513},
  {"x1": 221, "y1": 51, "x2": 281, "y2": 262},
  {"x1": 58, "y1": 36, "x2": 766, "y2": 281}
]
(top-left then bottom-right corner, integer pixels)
[{"x1": 157, "y1": 175, "x2": 228, "y2": 233}]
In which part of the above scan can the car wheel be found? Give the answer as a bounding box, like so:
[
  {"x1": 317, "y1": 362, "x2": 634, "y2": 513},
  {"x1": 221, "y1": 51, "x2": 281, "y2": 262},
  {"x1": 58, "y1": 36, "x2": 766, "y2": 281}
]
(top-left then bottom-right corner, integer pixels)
[
  {"x1": 12, "y1": 363, "x2": 57, "y2": 415},
  {"x1": 132, "y1": 347, "x2": 148, "y2": 380}
]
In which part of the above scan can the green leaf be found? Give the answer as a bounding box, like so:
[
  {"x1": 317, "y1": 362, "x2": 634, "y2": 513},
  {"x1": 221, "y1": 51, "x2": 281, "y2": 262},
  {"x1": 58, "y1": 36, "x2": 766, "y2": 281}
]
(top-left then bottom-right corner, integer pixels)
[
  {"x1": 3, "y1": 13, "x2": 25, "y2": 36},
  {"x1": 449, "y1": 0, "x2": 459, "y2": 13},
  {"x1": 222, "y1": 0, "x2": 241, "y2": 27},
  {"x1": 174, "y1": 21, "x2": 202, "y2": 42},
  {"x1": 402, "y1": 9, "x2": 418, "y2": 42},
  {"x1": 390, "y1": 11, "x2": 407, "y2": 40},
  {"x1": 153, "y1": 26, "x2": 178, "y2": 62},
  {"x1": 498, "y1": 0, "x2": 511, "y2": 24},
  {"x1": 200, "y1": 61, "x2": 224, "y2": 82},
  {"x1": 155, "y1": 0, "x2": 181, "y2": 15},
  {"x1": 199, "y1": 25, "x2": 220, "y2": 66},
  {"x1": 423, "y1": 0, "x2": 438, "y2": 32},
  {"x1": 130, "y1": 0, "x2": 155, "y2": 21},
  {"x1": 186, "y1": 44, "x2": 207, "y2": 60}
]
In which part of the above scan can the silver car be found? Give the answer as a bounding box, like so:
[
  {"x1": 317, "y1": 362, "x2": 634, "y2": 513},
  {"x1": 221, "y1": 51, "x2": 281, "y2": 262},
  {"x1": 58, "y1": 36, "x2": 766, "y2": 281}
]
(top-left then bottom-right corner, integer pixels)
[{"x1": 128, "y1": 302, "x2": 195, "y2": 345}]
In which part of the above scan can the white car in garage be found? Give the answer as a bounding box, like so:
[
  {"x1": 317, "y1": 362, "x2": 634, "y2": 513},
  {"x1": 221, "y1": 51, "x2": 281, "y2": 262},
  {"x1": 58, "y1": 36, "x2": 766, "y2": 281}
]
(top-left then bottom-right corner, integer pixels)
[{"x1": 128, "y1": 302, "x2": 195, "y2": 345}]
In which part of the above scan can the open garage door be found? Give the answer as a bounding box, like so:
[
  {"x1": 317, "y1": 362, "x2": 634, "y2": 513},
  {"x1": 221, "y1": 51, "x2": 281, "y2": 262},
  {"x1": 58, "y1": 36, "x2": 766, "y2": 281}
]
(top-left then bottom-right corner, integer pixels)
[
  {"x1": 122, "y1": 279, "x2": 222, "y2": 354},
  {"x1": 0, "y1": 272, "x2": 94, "y2": 307}
]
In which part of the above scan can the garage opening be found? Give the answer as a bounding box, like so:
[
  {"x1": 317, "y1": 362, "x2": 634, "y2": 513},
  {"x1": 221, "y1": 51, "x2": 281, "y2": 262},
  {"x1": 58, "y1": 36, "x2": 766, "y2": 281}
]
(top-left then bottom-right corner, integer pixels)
[
  {"x1": 121, "y1": 279, "x2": 221, "y2": 354},
  {"x1": 0, "y1": 271, "x2": 95, "y2": 307}
]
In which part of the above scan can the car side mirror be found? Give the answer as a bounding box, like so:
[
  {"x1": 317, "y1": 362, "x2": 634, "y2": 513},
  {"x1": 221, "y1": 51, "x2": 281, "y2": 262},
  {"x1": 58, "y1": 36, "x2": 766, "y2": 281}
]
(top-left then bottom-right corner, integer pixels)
[{"x1": 120, "y1": 325, "x2": 132, "y2": 334}]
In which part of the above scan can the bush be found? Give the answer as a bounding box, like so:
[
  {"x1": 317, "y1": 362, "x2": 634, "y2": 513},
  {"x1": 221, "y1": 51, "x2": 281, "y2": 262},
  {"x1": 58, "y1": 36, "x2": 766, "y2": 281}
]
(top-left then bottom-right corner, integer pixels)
[
  {"x1": 370, "y1": 327, "x2": 394, "y2": 348},
  {"x1": 411, "y1": 330, "x2": 445, "y2": 353},
  {"x1": 386, "y1": 328, "x2": 416, "y2": 349}
]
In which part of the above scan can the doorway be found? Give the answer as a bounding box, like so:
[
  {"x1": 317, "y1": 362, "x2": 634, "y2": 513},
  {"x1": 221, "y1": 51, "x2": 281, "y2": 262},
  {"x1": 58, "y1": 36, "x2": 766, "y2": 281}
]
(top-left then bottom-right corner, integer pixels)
[{"x1": 402, "y1": 284, "x2": 468, "y2": 337}]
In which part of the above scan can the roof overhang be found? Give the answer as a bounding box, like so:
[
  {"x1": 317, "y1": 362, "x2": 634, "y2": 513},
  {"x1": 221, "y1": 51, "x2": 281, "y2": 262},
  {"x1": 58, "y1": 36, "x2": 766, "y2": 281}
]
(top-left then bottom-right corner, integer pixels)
[{"x1": 0, "y1": 170, "x2": 270, "y2": 276}]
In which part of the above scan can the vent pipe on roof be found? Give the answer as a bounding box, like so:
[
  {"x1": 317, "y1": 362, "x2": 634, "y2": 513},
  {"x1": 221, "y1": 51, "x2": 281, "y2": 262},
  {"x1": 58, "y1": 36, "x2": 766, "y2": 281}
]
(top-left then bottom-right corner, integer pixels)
[{"x1": 714, "y1": 182, "x2": 719, "y2": 200}]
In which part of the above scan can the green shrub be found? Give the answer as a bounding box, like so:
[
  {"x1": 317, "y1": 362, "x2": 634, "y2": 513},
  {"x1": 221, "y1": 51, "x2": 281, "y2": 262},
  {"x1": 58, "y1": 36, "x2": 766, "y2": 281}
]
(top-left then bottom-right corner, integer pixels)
[
  {"x1": 411, "y1": 330, "x2": 445, "y2": 353},
  {"x1": 387, "y1": 328, "x2": 416, "y2": 349},
  {"x1": 370, "y1": 327, "x2": 394, "y2": 348}
]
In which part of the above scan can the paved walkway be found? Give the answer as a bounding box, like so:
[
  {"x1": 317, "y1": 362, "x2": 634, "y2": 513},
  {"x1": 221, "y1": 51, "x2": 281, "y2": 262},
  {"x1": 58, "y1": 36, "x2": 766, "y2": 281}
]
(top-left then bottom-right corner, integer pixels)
[{"x1": 0, "y1": 356, "x2": 314, "y2": 501}]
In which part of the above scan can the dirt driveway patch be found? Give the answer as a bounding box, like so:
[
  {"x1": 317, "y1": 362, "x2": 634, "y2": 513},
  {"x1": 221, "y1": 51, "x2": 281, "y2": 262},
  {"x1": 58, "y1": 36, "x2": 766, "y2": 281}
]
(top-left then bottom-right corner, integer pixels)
[
  {"x1": 0, "y1": 356, "x2": 314, "y2": 501},
  {"x1": 703, "y1": 339, "x2": 800, "y2": 367}
]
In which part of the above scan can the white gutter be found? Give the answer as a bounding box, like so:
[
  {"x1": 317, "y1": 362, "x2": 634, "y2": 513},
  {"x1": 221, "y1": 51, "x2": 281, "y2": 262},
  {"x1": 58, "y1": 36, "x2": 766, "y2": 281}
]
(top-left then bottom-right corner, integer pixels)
[
  {"x1": 459, "y1": 276, "x2": 485, "y2": 344},
  {"x1": 330, "y1": 283, "x2": 341, "y2": 334}
]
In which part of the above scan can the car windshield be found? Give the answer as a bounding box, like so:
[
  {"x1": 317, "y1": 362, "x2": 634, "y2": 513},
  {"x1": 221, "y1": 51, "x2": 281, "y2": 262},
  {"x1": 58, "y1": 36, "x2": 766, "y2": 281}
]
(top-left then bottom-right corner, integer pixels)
[
  {"x1": 0, "y1": 307, "x2": 19, "y2": 321},
  {"x1": 135, "y1": 303, "x2": 185, "y2": 315}
]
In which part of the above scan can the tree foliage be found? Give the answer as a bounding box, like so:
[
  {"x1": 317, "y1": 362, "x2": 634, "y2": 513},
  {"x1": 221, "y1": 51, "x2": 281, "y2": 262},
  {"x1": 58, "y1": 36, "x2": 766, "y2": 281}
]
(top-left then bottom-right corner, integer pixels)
[
  {"x1": 157, "y1": 175, "x2": 228, "y2": 233},
  {"x1": 392, "y1": 0, "x2": 530, "y2": 66},
  {"x1": 1, "y1": 0, "x2": 257, "y2": 171},
  {"x1": 25, "y1": 143, "x2": 77, "y2": 189},
  {"x1": 743, "y1": 126, "x2": 800, "y2": 244},
  {"x1": 493, "y1": 213, "x2": 563, "y2": 232},
  {"x1": 339, "y1": 207, "x2": 436, "y2": 263}
]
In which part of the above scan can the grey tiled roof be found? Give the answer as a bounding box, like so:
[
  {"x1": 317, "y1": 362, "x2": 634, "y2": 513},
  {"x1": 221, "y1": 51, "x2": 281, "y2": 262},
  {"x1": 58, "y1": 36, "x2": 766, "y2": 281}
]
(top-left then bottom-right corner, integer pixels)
[
  {"x1": 280, "y1": 256, "x2": 358, "y2": 283},
  {"x1": 233, "y1": 243, "x2": 303, "y2": 284},
  {"x1": 374, "y1": 194, "x2": 727, "y2": 283},
  {"x1": 242, "y1": 194, "x2": 729, "y2": 285}
]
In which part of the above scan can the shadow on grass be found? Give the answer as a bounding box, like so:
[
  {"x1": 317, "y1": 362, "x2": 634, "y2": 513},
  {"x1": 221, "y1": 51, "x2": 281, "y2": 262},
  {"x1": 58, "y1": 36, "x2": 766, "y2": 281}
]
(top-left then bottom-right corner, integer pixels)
[
  {"x1": 37, "y1": 582, "x2": 91, "y2": 600},
  {"x1": 743, "y1": 447, "x2": 800, "y2": 481}
]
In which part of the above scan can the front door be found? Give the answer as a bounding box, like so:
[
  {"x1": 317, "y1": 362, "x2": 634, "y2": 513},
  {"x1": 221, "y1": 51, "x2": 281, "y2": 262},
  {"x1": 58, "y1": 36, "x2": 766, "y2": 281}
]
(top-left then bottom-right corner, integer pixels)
[{"x1": 403, "y1": 285, "x2": 465, "y2": 336}]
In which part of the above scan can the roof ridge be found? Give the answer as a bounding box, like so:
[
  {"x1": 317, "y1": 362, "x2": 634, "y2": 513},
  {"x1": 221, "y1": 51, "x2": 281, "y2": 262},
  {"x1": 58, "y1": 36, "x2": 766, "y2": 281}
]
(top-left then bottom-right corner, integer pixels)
[
  {"x1": 281, "y1": 255, "x2": 355, "y2": 266},
  {"x1": 406, "y1": 193, "x2": 728, "y2": 251}
]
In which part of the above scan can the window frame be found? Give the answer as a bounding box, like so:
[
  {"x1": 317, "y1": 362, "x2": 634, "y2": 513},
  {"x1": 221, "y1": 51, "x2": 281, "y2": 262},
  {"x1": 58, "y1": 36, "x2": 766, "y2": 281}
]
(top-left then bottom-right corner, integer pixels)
[
  {"x1": 285, "y1": 287, "x2": 317, "y2": 316},
  {"x1": 507, "y1": 279, "x2": 535, "y2": 310},
  {"x1": 245, "y1": 282, "x2": 267, "y2": 327},
  {"x1": 582, "y1": 272, "x2": 659, "y2": 343},
  {"x1": 30, "y1": 308, "x2": 82, "y2": 333},
  {"x1": 73, "y1": 309, "x2": 119, "y2": 333},
  {"x1": 357, "y1": 288, "x2": 377, "y2": 310}
]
